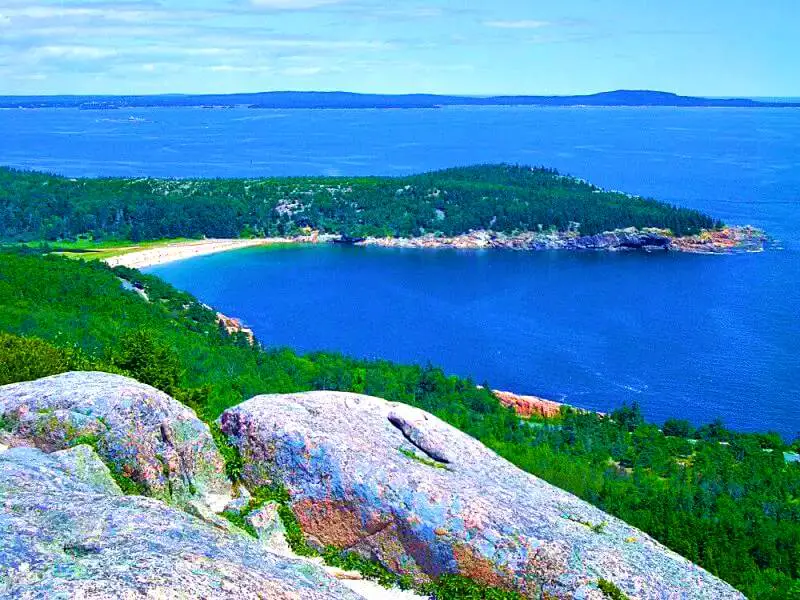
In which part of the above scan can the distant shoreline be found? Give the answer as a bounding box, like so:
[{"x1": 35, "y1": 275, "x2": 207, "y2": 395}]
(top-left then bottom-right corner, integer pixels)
[
  {"x1": 100, "y1": 226, "x2": 767, "y2": 270},
  {"x1": 3, "y1": 90, "x2": 799, "y2": 110}
]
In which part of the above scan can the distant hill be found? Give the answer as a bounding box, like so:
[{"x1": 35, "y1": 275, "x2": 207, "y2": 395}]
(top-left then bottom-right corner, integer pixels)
[{"x1": 1, "y1": 90, "x2": 798, "y2": 109}]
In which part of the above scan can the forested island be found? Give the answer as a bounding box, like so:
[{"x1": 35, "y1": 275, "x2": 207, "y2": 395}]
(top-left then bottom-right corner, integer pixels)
[
  {"x1": 0, "y1": 164, "x2": 765, "y2": 253},
  {"x1": 0, "y1": 249, "x2": 797, "y2": 599}
]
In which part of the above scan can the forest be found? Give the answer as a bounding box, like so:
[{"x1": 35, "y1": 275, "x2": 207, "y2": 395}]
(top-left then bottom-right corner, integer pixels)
[
  {"x1": 0, "y1": 249, "x2": 797, "y2": 599},
  {"x1": 0, "y1": 164, "x2": 719, "y2": 242}
]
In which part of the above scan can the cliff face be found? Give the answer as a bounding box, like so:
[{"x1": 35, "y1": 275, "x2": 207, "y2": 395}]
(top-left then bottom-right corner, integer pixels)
[
  {"x1": 220, "y1": 391, "x2": 744, "y2": 599},
  {"x1": 0, "y1": 373, "x2": 745, "y2": 599}
]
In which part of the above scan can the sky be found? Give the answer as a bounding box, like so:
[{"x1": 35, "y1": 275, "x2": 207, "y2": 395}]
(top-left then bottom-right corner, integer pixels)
[{"x1": 0, "y1": 0, "x2": 797, "y2": 97}]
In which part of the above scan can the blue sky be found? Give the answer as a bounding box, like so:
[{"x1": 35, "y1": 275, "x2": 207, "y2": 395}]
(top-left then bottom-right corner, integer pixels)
[{"x1": 0, "y1": 0, "x2": 796, "y2": 96}]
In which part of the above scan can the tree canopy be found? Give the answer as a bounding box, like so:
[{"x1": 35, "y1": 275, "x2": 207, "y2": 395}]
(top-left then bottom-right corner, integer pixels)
[{"x1": 0, "y1": 164, "x2": 718, "y2": 242}]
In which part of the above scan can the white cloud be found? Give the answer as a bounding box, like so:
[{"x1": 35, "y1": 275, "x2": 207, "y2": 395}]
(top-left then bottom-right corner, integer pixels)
[
  {"x1": 282, "y1": 66, "x2": 325, "y2": 76},
  {"x1": 12, "y1": 73, "x2": 47, "y2": 81},
  {"x1": 0, "y1": 6, "x2": 154, "y2": 23},
  {"x1": 248, "y1": 0, "x2": 344, "y2": 9},
  {"x1": 33, "y1": 45, "x2": 117, "y2": 60},
  {"x1": 208, "y1": 64, "x2": 270, "y2": 73},
  {"x1": 484, "y1": 20, "x2": 551, "y2": 30}
]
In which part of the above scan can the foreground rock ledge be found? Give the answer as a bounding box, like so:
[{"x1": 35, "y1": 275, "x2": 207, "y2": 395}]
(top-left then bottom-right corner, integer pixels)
[
  {"x1": 0, "y1": 445, "x2": 361, "y2": 599},
  {"x1": 0, "y1": 372, "x2": 232, "y2": 511},
  {"x1": 220, "y1": 391, "x2": 744, "y2": 599}
]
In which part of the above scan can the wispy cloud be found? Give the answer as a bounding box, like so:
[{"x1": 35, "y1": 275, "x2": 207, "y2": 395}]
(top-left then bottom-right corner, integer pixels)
[
  {"x1": 32, "y1": 45, "x2": 118, "y2": 60},
  {"x1": 484, "y1": 20, "x2": 552, "y2": 30},
  {"x1": 0, "y1": 0, "x2": 673, "y2": 95},
  {"x1": 247, "y1": 0, "x2": 345, "y2": 9},
  {"x1": 282, "y1": 65, "x2": 326, "y2": 76}
]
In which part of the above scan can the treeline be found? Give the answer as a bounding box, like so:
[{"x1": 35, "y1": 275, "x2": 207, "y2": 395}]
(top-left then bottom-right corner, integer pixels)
[
  {"x1": 0, "y1": 164, "x2": 719, "y2": 242},
  {"x1": 0, "y1": 250, "x2": 796, "y2": 599}
]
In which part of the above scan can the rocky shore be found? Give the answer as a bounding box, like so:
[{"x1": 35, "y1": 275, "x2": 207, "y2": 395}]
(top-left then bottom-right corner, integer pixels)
[
  {"x1": 493, "y1": 389, "x2": 569, "y2": 419},
  {"x1": 358, "y1": 226, "x2": 766, "y2": 254},
  {"x1": 100, "y1": 226, "x2": 765, "y2": 270}
]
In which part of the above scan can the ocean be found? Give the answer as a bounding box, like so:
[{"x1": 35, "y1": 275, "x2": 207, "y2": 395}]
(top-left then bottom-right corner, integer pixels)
[{"x1": 2, "y1": 105, "x2": 798, "y2": 435}]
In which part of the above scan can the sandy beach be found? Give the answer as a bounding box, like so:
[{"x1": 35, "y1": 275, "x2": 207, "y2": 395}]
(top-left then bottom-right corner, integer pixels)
[{"x1": 102, "y1": 238, "x2": 301, "y2": 269}]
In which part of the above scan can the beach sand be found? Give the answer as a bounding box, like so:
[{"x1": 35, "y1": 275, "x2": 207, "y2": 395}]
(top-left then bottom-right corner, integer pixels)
[{"x1": 102, "y1": 238, "x2": 298, "y2": 269}]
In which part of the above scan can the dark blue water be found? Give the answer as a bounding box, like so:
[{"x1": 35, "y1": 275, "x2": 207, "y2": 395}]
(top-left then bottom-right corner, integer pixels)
[{"x1": 2, "y1": 106, "x2": 798, "y2": 435}]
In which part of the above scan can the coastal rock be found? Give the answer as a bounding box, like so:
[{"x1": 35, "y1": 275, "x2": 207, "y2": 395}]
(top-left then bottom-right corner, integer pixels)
[
  {"x1": 0, "y1": 446, "x2": 362, "y2": 599},
  {"x1": 493, "y1": 390, "x2": 565, "y2": 419},
  {"x1": 0, "y1": 371, "x2": 232, "y2": 511},
  {"x1": 220, "y1": 391, "x2": 744, "y2": 599},
  {"x1": 217, "y1": 311, "x2": 255, "y2": 345},
  {"x1": 360, "y1": 226, "x2": 764, "y2": 253},
  {"x1": 671, "y1": 225, "x2": 767, "y2": 253}
]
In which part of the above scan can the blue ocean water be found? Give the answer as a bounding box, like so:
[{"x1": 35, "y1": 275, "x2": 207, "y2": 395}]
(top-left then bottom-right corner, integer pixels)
[{"x1": 2, "y1": 106, "x2": 798, "y2": 435}]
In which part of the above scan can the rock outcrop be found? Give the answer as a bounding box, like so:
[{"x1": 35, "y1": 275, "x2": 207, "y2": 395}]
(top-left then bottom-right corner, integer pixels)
[
  {"x1": 493, "y1": 390, "x2": 566, "y2": 419},
  {"x1": 670, "y1": 225, "x2": 767, "y2": 253},
  {"x1": 220, "y1": 391, "x2": 744, "y2": 599},
  {"x1": 359, "y1": 226, "x2": 765, "y2": 253},
  {"x1": 0, "y1": 372, "x2": 232, "y2": 511},
  {"x1": 217, "y1": 311, "x2": 256, "y2": 345},
  {"x1": 0, "y1": 445, "x2": 362, "y2": 599}
]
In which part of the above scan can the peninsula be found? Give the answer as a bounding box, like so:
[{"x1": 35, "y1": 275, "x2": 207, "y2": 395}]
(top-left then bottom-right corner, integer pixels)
[{"x1": 0, "y1": 164, "x2": 765, "y2": 255}]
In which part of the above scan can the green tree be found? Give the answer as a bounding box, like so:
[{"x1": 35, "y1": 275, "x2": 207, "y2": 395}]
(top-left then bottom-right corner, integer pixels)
[
  {"x1": 611, "y1": 402, "x2": 644, "y2": 432},
  {"x1": 663, "y1": 418, "x2": 693, "y2": 438},
  {"x1": 112, "y1": 330, "x2": 181, "y2": 395}
]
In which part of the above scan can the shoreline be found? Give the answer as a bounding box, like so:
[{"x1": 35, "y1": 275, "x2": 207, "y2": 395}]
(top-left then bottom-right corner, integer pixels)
[
  {"x1": 100, "y1": 225, "x2": 766, "y2": 269},
  {"x1": 102, "y1": 237, "x2": 320, "y2": 269},
  {"x1": 358, "y1": 226, "x2": 767, "y2": 254}
]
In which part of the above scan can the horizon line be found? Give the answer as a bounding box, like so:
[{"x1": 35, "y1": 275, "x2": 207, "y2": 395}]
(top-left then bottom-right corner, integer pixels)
[{"x1": 0, "y1": 89, "x2": 798, "y2": 100}]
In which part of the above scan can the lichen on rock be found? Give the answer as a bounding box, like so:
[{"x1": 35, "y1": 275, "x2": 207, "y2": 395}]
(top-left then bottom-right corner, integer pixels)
[{"x1": 0, "y1": 371, "x2": 232, "y2": 512}]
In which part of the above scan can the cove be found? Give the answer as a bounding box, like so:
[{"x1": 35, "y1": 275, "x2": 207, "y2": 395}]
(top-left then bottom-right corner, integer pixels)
[{"x1": 147, "y1": 243, "x2": 800, "y2": 437}]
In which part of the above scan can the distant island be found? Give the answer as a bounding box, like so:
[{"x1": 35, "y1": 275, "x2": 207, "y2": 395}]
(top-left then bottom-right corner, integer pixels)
[{"x1": 1, "y1": 90, "x2": 798, "y2": 110}]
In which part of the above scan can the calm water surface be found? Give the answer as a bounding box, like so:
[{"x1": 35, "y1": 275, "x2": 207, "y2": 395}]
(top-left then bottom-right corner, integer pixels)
[{"x1": 2, "y1": 106, "x2": 798, "y2": 435}]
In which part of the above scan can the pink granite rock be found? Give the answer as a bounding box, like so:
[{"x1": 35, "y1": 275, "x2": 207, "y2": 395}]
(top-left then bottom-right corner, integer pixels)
[
  {"x1": 220, "y1": 391, "x2": 744, "y2": 599},
  {"x1": 0, "y1": 372, "x2": 232, "y2": 511}
]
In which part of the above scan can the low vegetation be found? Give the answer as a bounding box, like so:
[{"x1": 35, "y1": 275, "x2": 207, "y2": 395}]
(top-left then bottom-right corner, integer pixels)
[
  {"x1": 0, "y1": 249, "x2": 797, "y2": 599},
  {"x1": 0, "y1": 164, "x2": 719, "y2": 243},
  {"x1": 597, "y1": 578, "x2": 630, "y2": 600}
]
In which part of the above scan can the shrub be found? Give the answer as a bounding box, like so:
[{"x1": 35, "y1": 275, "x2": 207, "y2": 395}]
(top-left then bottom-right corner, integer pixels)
[
  {"x1": 112, "y1": 330, "x2": 181, "y2": 395},
  {"x1": 597, "y1": 579, "x2": 629, "y2": 600},
  {"x1": 0, "y1": 332, "x2": 103, "y2": 385},
  {"x1": 663, "y1": 418, "x2": 693, "y2": 438}
]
